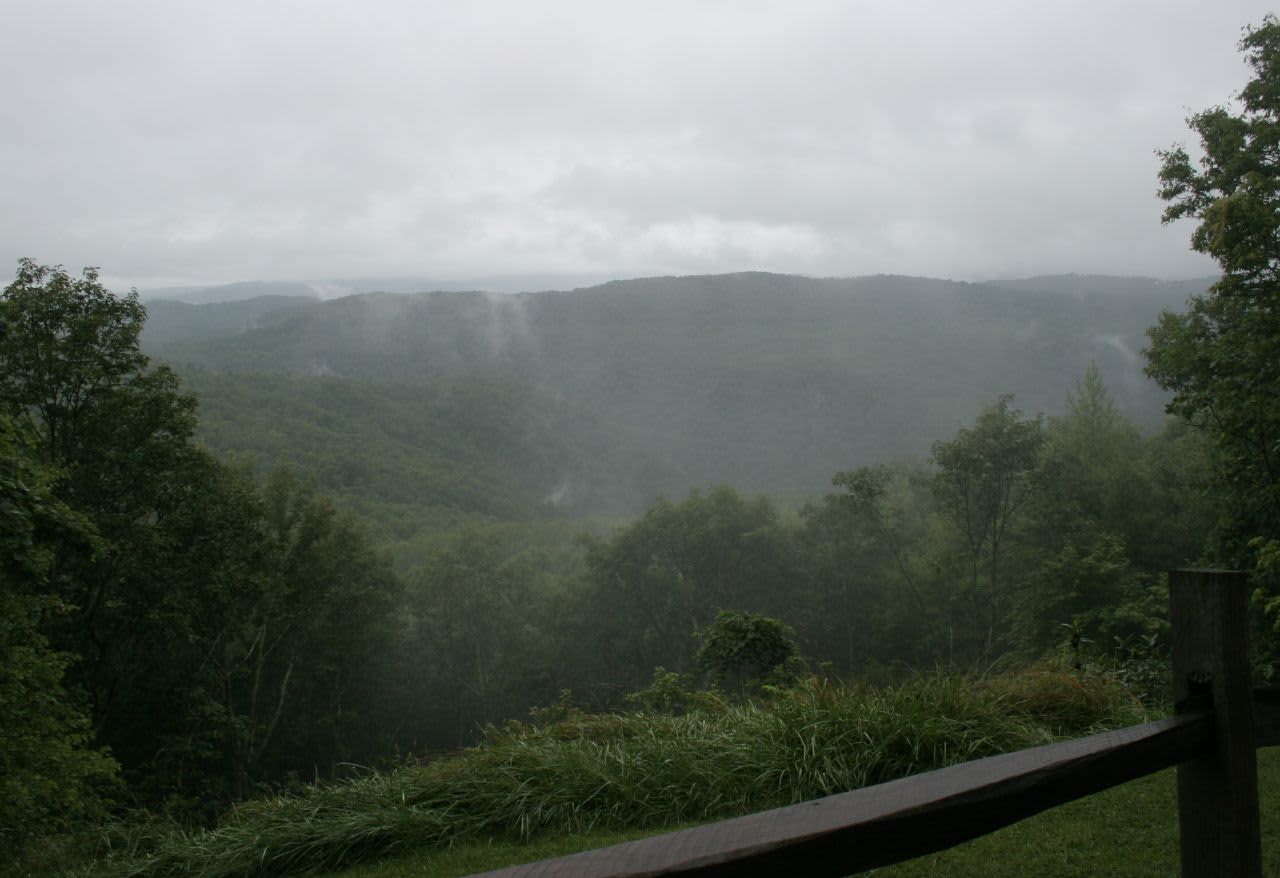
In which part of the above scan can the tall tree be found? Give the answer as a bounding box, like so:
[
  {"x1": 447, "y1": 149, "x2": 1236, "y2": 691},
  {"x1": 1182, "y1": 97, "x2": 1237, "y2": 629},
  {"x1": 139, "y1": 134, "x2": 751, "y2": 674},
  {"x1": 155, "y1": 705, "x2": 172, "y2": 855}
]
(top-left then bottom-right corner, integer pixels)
[
  {"x1": 931, "y1": 396, "x2": 1043, "y2": 658},
  {"x1": 0, "y1": 260, "x2": 206, "y2": 755},
  {"x1": 405, "y1": 530, "x2": 551, "y2": 746},
  {"x1": 801, "y1": 465, "x2": 941, "y2": 670},
  {"x1": 0, "y1": 415, "x2": 117, "y2": 859},
  {"x1": 1031, "y1": 366, "x2": 1147, "y2": 555},
  {"x1": 254, "y1": 466, "x2": 400, "y2": 778},
  {"x1": 1148, "y1": 16, "x2": 1280, "y2": 572},
  {"x1": 573, "y1": 487, "x2": 794, "y2": 692},
  {"x1": 0, "y1": 260, "x2": 402, "y2": 808}
]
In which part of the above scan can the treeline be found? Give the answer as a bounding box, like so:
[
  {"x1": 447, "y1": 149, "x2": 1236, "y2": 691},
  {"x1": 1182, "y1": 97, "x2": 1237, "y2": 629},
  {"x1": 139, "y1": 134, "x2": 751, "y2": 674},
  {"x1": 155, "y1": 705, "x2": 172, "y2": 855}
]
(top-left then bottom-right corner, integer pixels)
[
  {"x1": 177, "y1": 367, "x2": 672, "y2": 550},
  {"x1": 0, "y1": 260, "x2": 1230, "y2": 862},
  {"x1": 1, "y1": 263, "x2": 401, "y2": 848},
  {"x1": 146, "y1": 271, "x2": 1196, "y2": 522},
  {"x1": 392, "y1": 375, "x2": 1217, "y2": 747}
]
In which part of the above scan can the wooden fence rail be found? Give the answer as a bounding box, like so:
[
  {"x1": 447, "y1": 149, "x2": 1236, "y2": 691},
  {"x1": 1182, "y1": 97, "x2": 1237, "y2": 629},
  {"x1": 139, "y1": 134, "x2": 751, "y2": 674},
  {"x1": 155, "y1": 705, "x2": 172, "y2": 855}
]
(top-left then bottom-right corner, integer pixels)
[{"x1": 467, "y1": 570, "x2": 1270, "y2": 878}]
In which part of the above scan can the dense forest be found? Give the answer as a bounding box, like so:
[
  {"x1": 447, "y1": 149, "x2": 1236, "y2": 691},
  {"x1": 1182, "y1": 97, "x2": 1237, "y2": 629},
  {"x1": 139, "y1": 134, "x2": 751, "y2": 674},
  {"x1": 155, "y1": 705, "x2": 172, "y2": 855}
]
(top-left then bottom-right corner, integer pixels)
[
  {"x1": 0, "y1": 260, "x2": 1236, "y2": 861},
  {"x1": 8, "y1": 18, "x2": 1280, "y2": 875},
  {"x1": 143, "y1": 272, "x2": 1206, "y2": 562}
]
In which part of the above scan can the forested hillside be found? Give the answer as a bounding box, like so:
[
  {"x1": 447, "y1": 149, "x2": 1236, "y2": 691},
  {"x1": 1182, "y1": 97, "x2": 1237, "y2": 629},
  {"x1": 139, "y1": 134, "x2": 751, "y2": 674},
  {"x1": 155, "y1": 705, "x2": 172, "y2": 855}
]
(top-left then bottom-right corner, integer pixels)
[
  {"x1": 140, "y1": 295, "x2": 316, "y2": 347},
  {"x1": 144, "y1": 273, "x2": 1205, "y2": 548}
]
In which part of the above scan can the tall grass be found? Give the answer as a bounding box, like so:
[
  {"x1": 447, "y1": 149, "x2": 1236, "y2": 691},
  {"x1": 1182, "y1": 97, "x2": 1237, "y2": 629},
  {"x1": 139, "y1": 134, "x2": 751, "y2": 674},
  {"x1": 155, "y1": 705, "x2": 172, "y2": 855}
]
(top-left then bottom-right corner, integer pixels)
[{"x1": 87, "y1": 667, "x2": 1147, "y2": 878}]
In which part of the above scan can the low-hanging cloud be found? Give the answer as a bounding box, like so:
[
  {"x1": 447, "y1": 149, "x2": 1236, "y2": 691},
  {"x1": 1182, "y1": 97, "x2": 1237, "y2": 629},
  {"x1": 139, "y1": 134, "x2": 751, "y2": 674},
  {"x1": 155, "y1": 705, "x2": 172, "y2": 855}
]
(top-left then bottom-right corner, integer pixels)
[{"x1": 0, "y1": 0, "x2": 1265, "y2": 289}]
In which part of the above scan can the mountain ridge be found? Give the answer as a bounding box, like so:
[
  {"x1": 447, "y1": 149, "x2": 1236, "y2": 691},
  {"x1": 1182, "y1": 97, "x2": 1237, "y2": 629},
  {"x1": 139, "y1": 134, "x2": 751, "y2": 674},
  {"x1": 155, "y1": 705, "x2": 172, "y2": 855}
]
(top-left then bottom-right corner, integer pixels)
[{"x1": 144, "y1": 271, "x2": 1208, "y2": 548}]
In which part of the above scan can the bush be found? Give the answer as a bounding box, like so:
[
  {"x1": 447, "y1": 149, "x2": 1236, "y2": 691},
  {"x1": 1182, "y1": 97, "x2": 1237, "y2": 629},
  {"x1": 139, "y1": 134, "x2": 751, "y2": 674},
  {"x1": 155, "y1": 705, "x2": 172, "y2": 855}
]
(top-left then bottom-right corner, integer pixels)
[{"x1": 694, "y1": 610, "x2": 798, "y2": 692}]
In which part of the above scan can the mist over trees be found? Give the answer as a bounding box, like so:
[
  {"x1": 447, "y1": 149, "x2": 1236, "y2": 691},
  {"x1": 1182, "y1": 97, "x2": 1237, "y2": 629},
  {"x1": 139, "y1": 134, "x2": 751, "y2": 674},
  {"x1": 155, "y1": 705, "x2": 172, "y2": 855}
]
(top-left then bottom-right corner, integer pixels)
[
  {"x1": 10, "y1": 22, "x2": 1280, "y2": 860},
  {"x1": 6, "y1": 257, "x2": 1224, "y2": 855},
  {"x1": 138, "y1": 272, "x2": 1206, "y2": 566}
]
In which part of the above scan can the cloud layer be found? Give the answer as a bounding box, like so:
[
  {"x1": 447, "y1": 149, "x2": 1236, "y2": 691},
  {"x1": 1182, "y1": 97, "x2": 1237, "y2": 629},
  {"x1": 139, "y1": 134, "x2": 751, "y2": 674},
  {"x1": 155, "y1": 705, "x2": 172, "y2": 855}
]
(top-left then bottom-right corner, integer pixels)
[{"x1": 2, "y1": 0, "x2": 1269, "y2": 288}]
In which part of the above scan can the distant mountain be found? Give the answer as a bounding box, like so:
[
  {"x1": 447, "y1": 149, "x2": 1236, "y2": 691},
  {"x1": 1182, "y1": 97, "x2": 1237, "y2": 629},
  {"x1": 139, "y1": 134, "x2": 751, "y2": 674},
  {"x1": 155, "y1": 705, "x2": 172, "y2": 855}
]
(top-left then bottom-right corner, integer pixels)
[
  {"x1": 986, "y1": 274, "x2": 1214, "y2": 299},
  {"x1": 137, "y1": 273, "x2": 628, "y2": 304},
  {"x1": 178, "y1": 368, "x2": 667, "y2": 553},
  {"x1": 317, "y1": 272, "x2": 631, "y2": 295},
  {"x1": 139, "y1": 281, "x2": 321, "y2": 304},
  {"x1": 146, "y1": 272, "x2": 1207, "y2": 537},
  {"x1": 142, "y1": 295, "x2": 317, "y2": 347}
]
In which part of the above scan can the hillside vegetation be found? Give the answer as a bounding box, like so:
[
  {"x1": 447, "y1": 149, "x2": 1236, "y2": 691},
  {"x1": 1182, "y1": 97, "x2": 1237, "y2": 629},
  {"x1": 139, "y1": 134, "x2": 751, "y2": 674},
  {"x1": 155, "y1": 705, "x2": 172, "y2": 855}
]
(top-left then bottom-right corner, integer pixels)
[
  {"x1": 84, "y1": 668, "x2": 1147, "y2": 878},
  {"x1": 144, "y1": 273, "x2": 1206, "y2": 541},
  {"x1": 0, "y1": 264, "x2": 1247, "y2": 876}
]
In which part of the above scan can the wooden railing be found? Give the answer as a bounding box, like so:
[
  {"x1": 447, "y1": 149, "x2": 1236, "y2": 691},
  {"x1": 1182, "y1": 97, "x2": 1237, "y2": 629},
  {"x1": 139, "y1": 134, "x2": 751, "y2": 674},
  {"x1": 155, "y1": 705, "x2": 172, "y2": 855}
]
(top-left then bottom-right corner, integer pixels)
[{"x1": 466, "y1": 570, "x2": 1277, "y2": 878}]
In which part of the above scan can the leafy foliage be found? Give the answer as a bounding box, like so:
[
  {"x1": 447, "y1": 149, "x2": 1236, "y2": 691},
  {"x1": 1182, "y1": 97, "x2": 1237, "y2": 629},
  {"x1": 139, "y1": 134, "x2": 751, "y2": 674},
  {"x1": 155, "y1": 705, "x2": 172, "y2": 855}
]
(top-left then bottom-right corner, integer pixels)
[
  {"x1": 0, "y1": 261, "x2": 402, "y2": 822},
  {"x1": 931, "y1": 396, "x2": 1044, "y2": 657},
  {"x1": 694, "y1": 610, "x2": 798, "y2": 692},
  {"x1": 397, "y1": 529, "x2": 559, "y2": 748},
  {"x1": 568, "y1": 487, "x2": 796, "y2": 694},
  {"x1": 1149, "y1": 16, "x2": 1280, "y2": 567},
  {"x1": 0, "y1": 416, "x2": 118, "y2": 864}
]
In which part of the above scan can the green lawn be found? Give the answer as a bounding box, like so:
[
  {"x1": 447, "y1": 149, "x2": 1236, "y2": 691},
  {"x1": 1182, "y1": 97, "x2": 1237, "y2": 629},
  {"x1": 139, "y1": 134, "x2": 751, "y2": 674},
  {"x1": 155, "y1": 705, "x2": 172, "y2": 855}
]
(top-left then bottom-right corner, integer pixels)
[{"x1": 331, "y1": 748, "x2": 1280, "y2": 878}]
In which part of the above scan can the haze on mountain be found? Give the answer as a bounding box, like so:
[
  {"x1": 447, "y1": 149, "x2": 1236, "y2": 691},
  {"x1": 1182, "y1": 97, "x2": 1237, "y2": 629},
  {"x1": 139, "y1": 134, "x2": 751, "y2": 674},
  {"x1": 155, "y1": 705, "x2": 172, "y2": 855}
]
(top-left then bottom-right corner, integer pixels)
[{"x1": 145, "y1": 271, "x2": 1209, "y2": 562}]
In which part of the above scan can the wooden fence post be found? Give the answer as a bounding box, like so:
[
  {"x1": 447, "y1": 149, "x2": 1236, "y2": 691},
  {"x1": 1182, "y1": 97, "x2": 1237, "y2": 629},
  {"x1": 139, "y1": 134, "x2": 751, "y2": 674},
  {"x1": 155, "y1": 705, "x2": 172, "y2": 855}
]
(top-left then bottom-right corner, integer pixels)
[{"x1": 1170, "y1": 569, "x2": 1261, "y2": 877}]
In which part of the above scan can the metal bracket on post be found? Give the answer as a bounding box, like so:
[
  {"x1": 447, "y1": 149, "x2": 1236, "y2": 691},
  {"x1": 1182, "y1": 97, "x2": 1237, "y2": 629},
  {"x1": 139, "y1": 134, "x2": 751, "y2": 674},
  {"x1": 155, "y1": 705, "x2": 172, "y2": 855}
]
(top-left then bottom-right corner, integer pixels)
[{"x1": 1170, "y1": 569, "x2": 1261, "y2": 878}]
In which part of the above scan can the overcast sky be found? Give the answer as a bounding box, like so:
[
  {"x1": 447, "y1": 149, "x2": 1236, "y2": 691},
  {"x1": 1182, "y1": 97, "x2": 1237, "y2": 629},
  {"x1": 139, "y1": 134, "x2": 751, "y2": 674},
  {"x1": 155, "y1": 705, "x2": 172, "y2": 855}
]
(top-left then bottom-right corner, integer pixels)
[{"x1": 1, "y1": 1, "x2": 1272, "y2": 291}]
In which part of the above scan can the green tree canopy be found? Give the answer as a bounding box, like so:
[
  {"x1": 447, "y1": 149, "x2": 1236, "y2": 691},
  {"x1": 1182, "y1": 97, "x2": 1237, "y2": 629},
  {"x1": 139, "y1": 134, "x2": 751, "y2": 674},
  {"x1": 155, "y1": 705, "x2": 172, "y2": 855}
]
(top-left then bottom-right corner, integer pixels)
[
  {"x1": 1148, "y1": 16, "x2": 1280, "y2": 566},
  {"x1": 574, "y1": 486, "x2": 795, "y2": 689},
  {"x1": 0, "y1": 415, "x2": 117, "y2": 859},
  {"x1": 0, "y1": 261, "x2": 402, "y2": 813},
  {"x1": 0, "y1": 261, "x2": 205, "y2": 749},
  {"x1": 694, "y1": 609, "x2": 798, "y2": 694},
  {"x1": 931, "y1": 396, "x2": 1043, "y2": 658},
  {"x1": 0, "y1": 259, "x2": 194, "y2": 469}
]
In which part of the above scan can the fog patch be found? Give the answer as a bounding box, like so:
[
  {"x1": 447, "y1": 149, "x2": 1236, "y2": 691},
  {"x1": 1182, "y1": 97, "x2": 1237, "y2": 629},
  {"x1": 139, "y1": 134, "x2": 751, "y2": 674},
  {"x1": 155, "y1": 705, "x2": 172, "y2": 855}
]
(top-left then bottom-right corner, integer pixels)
[
  {"x1": 342, "y1": 293, "x2": 419, "y2": 351},
  {"x1": 1094, "y1": 332, "x2": 1140, "y2": 365},
  {"x1": 477, "y1": 291, "x2": 534, "y2": 357},
  {"x1": 543, "y1": 479, "x2": 572, "y2": 507},
  {"x1": 308, "y1": 281, "x2": 356, "y2": 300}
]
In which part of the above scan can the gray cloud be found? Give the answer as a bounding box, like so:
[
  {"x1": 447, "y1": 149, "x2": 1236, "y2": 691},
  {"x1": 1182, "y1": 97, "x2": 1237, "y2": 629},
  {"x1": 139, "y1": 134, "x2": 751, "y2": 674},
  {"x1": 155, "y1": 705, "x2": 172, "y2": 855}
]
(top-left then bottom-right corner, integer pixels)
[{"x1": 1, "y1": 0, "x2": 1268, "y2": 288}]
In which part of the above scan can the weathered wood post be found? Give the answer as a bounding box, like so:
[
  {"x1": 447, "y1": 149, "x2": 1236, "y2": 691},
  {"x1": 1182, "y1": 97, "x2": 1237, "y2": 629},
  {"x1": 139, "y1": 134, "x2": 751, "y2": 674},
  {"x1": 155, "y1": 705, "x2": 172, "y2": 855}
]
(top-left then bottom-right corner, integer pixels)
[{"x1": 1170, "y1": 569, "x2": 1260, "y2": 877}]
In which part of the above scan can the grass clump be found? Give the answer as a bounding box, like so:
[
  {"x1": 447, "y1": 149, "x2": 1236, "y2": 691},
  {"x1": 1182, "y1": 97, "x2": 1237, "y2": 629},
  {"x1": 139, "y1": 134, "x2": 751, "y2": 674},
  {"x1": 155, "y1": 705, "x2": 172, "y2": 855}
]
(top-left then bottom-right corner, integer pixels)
[{"x1": 86, "y1": 666, "x2": 1148, "y2": 878}]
